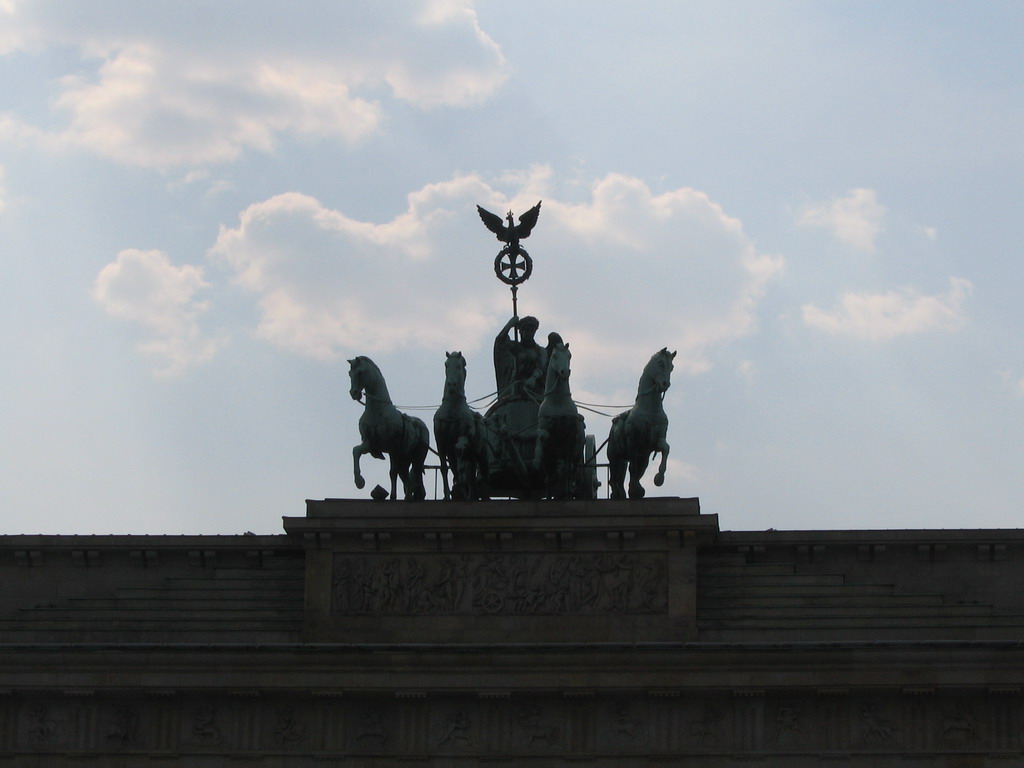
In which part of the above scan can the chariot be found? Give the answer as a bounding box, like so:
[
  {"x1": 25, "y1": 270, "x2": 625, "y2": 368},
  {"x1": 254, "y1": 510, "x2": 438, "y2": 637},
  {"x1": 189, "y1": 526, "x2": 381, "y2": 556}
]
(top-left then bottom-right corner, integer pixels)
[
  {"x1": 430, "y1": 340, "x2": 598, "y2": 502},
  {"x1": 478, "y1": 377, "x2": 600, "y2": 501}
]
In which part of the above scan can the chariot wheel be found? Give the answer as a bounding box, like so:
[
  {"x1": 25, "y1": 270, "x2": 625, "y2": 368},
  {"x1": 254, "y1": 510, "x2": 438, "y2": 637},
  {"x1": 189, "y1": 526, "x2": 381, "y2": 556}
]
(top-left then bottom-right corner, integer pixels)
[
  {"x1": 494, "y1": 245, "x2": 532, "y2": 286},
  {"x1": 479, "y1": 590, "x2": 505, "y2": 614}
]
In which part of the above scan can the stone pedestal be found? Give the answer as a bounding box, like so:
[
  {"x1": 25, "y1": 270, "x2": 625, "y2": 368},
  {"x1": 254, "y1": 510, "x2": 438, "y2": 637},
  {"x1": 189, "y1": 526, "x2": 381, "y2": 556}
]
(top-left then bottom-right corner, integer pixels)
[{"x1": 284, "y1": 497, "x2": 714, "y2": 644}]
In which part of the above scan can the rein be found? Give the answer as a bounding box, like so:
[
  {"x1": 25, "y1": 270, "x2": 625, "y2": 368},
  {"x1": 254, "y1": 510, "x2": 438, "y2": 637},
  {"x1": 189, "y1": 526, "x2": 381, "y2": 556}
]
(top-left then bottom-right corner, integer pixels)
[{"x1": 635, "y1": 379, "x2": 669, "y2": 400}]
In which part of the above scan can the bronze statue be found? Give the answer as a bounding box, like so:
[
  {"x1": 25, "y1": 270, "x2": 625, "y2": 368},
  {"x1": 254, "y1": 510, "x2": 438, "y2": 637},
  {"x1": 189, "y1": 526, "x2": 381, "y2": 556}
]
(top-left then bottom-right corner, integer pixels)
[
  {"x1": 607, "y1": 348, "x2": 676, "y2": 499},
  {"x1": 493, "y1": 315, "x2": 551, "y2": 401},
  {"x1": 533, "y1": 341, "x2": 586, "y2": 499},
  {"x1": 433, "y1": 351, "x2": 488, "y2": 500},
  {"x1": 478, "y1": 202, "x2": 542, "y2": 325},
  {"x1": 476, "y1": 201, "x2": 542, "y2": 247},
  {"x1": 337, "y1": 200, "x2": 683, "y2": 504},
  {"x1": 349, "y1": 356, "x2": 429, "y2": 501}
]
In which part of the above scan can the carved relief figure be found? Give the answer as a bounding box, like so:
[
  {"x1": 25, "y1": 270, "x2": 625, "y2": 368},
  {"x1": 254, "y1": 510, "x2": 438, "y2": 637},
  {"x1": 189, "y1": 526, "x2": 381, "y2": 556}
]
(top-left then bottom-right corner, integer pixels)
[
  {"x1": 472, "y1": 555, "x2": 525, "y2": 613},
  {"x1": 437, "y1": 709, "x2": 472, "y2": 747},
  {"x1": 377, "y1": 558, "x2": 402, "y2": 612},
  {"x1": 611, "y1": 700, "x2": 644, "y2": 743},
  {"x1": 107, "y1": 706, "x2": 139, "y2": 745},
  {"x1": 691, "y1": 706, "x2": 723, "y2": 745},
  {"x1": 596, "y1": 554, "x2": 634, "y2": 612},
  {"x1": 27, "y1": 704, "x2": 59, "y2": 743},
  {"x1": 420, "y1": 555, "x2": 469, "y2": 612},
  {"x1": 860, "y1": 703, "x2": 899, "y2": 745},
  {"x1": 774, "y1": 706, "x2": 808, "y2": 746},
  {"x1": 518, "y1": 705, "x2": 559, "y2": 746},
  {"x1": 191, "y1": 705, "x2": 221, "y2": 743},
  {"x1": 274, "y1": 708, "x2": 306, "y2": 745},
  {"x1": 942, "y1": 704, "x2": 979, "y2": 742},
  {"x1": 635, "y1": 557, "x2": 667, "y2": 610},
  {"x1": 355, "y1": 708, "x2": 387, "y2": 746}
]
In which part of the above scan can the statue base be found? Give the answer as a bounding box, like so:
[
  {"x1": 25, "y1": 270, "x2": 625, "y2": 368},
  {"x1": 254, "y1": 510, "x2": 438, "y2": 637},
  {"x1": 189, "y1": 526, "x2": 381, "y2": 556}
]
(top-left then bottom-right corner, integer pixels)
[{"x1": 284, "y1": 497, "x2": 715, "y2": 644}]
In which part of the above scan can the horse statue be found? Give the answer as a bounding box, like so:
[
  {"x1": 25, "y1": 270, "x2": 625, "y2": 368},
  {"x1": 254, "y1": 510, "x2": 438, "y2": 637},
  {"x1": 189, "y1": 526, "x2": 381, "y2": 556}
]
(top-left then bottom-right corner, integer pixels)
[
  {"x1": 607, "y1": 348, "x2": 676, "y2": 499},
  {"x1": 348, "y1": 356, "x2": 429, "y2": 501},
  {"x1": 433, "y1": 351, "x2": 488, "y2": 500},
  {"x1": 533, "y1": 342, "x2": 586, "y2": 499}
]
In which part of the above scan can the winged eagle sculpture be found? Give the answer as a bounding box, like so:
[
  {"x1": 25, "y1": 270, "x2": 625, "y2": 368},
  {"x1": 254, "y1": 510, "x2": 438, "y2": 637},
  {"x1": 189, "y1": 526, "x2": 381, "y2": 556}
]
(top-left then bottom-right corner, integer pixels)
[{"x1": 476, "y1": 201, "x2": 542, "y2": 251}]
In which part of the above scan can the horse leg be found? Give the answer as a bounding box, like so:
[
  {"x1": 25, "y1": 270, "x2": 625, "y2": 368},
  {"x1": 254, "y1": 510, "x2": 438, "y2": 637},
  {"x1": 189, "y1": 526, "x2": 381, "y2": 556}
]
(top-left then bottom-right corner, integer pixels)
[
  {"x1": 608, "y1": 458, "x2": 626, "y2": 500},
  {"x1": 452, "y1": 436, "x2": 470, "y2": 499},
  {"x1": 395, "y1": 457, "x2": 421, "y2": 501},
  {"x1": 463, "y1": 454, "x2": 478, "y2": 500},
  {"x1": 533, "y1": 427, "x2": 549, "y2": 473},
  {"x1": 628, "y1": 452, "x2": 651, "y2": 499},
  {"x1": 607, "y1": 419, "x2": 627, "y2": 499},
  {"x1": 654, "y1": 437, "x2": 670, "y2": 487},
  {"x1": 408, "y1": 457, "x2": 426, "y2": 502},
  {"x1": 410, "y1": 426, "x2": 429, "y2": 501},
  {"x1": 471, "y1": 418, "x2": 488, "y2": 499},
  {"x1": 454, "y1": 436, "x2": 477, "y2": 500},
  {"x1": 389, "y1": 456, "x2": 400, "y2": 500},
  {"x1": 569, "y1": 417, "x2": 586, "y2": 499},
  {"x1": 438, "y1": 450, "x2": 452, "y2": 500},
  {"x1": 553, "y1": 458, "x2": 571, "y2": 500},
  {"x1": 353, "y1": 443, "x2": 369, "y2": 490},
  {"x1": 607, "y1": 443, "x2": 626, "y2": 496}
]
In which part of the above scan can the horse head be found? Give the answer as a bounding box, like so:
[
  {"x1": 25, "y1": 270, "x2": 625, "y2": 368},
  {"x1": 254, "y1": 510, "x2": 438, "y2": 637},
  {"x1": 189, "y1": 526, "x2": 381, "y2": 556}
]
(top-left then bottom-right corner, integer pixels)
[
  {"x1": 644, "y1": 348, "x2": 676, "y2": 396},
  {"x1": 546, "y1": 342, "x2": 571, "y2": 389},
  {"x1": 443, "y1": 351, "x2": 467, "y2": 397},
  {"x1": 348, "y1": 357, "x2": 365, "y2": 401},
  {"x1": 348, "y1": 356, "x2": 383, "y2": 402}
]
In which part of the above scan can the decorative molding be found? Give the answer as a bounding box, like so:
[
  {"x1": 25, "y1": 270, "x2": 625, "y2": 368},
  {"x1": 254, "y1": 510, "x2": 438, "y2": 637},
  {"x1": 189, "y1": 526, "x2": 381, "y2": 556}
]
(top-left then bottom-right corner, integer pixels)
[{"x1": 2, "y1": 690, "x2": 1021, "y2": 759}]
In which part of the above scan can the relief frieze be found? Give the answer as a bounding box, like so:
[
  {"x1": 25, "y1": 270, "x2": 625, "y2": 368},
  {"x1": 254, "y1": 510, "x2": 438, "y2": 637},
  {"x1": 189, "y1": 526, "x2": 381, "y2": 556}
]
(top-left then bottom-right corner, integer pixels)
[{"x1": 332, "y1": 552, "x2": 668, "y2": 616}]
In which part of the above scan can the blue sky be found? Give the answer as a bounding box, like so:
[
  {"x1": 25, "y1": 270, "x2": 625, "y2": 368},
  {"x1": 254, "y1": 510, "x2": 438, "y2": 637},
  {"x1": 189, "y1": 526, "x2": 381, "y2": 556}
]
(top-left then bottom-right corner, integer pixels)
[{"x1": 1, "y1": 1, "x2": 1022, "y2": 534}]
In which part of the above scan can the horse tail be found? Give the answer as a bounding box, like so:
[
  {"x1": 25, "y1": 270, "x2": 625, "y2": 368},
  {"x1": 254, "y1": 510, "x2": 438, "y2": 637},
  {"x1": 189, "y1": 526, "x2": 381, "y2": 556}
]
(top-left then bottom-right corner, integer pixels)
[
  {"x1": 404, "y1": 415, "x2": 430, "y2": 464},
  {"x1": 607, "y1": 409, "x2": 630, "y2": 461}
]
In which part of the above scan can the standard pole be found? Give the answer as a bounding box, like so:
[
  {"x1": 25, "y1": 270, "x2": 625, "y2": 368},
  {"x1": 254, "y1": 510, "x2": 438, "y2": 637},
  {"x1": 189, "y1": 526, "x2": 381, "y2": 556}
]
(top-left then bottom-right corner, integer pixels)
[{"x1": 511, "y1": 284, "x2": 519, "y2": 343}]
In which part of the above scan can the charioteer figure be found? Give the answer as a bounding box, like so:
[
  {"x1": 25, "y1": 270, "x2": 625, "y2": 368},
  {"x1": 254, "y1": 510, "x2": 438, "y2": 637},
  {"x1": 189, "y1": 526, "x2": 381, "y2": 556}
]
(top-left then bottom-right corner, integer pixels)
[{"x1": 494, "y1": 315, "x2": 562, "y2": 402}]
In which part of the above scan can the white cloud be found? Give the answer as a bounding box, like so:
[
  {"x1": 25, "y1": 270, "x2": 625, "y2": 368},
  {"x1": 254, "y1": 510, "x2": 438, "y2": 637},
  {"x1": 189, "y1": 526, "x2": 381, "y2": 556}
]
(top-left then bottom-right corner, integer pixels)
[
  {"x1": 94, "y1": 249, "x2": 226, "y2": 375},
  {"x1": 798, "y1": 188, "x2": 886, "y2": 251},
  {"x1": 209, "y1": 169, "x2": 782, "y2": 384},
  {"x1": 802, "y1": 277, "x2": 972, "y2": 340},
  {"x1": 996, "y1": 370, "x2": 1024, "y2": 399},
  {"x1": 539, "y1": 175, "x2": 783, "y2": 377},
  {"x1": 0, "y1": 1, "x2": 27, "y2": 55},
  {"x1": 0, "y1": 164, "x2": 6, "y2": 212},
  {"x1": 208, "y1": 178, "x2": 505, "y2": 358},
  {"x1": 1, "y1": 1, "x2": 506, "y2": 167}
]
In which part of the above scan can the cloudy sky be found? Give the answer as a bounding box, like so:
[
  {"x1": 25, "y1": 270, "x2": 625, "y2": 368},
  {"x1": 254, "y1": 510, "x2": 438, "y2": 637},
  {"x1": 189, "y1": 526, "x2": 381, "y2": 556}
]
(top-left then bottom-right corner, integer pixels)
[{"x1": 1, "y1": 1, "x2": 1022, "y2": 534}]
